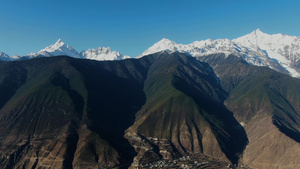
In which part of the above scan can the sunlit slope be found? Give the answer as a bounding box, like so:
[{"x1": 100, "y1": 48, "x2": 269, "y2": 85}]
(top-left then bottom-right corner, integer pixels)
[{"x1": 200, "y1": 53, "x2": 300, "y2": 169}]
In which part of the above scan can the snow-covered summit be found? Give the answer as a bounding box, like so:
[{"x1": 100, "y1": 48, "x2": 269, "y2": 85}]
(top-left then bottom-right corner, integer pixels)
[
  {"x1": 27, "y1": 39, "x2": 82, "y2": 58},
  {"x1": 81, "y1": 47, "x2": 130, "y2": 61},
  {"x1": 0, "y1": 52, "x2": 12, "y2": 61},
  {"x1": 233, "y1": 29, "x2": 300, "y2": 77},
  {"x1": 143, "y1": 38, "x2": 177, "y2": 54},
  {"x1": 140, "y1": 30, "x2": 300, "y2": 78}
]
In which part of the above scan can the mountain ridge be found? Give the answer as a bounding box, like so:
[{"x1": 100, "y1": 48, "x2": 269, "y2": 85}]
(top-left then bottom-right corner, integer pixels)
[
  {"x1": 140, "y1": 29, "x2": 300, "y2": 78},
  {"x1": 199, "y1": 53, "x2": 300, "y2": 169},
  {"x1": 0, "y1": 53, "x2": 249, "y2": 168},
  {"x1": 0, "y1": 53, "x2": 299, "y2": 168},
  {"x1": 1, "y1": 39, "x2": 131, "y2": 61},
  {"x1": 1, "y1": 29, "x2": 300, "y2": 78}
]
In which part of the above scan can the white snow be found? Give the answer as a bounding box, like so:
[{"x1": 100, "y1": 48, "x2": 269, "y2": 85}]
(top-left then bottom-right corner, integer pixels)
[
  {"x1": 1, "y1": 39, "x2": 131, "y2": 61},
  {"x1": 81, "y1": 47, "x2": 130, "y2": 61},
  {"x1": 140, "y1": 29, "x2": 300, "y2": 78},
  {"x1": 23, "y1": 39, "x2": 131, "y2": 61},
  {"x1": 27, "y1": 39, "x2": 82, "y2": 58},
  {"x1": 140, "y1": 37, "x2": 274, "y2": 68},
  {"x1": 233, "y1": 29, "x2": 300, "y2": 77},
  {"x1": 1, "y1": 29, "x2": 300, "y2": 78}
]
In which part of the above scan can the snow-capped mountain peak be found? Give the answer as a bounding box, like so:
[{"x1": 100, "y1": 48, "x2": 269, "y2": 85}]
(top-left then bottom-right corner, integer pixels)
[
  {"x1": 51, "y1": 39, "x2": 64, "y2": 49},
  {"x1": 0, "y1": 52, "x2": 12, "y2": 61},
  {"x1": 233, "y1": 29, "x2": 300, "y2": 77},
  {"x1": 157, "y1": 38, "x2": 177, "y2": 46},
  {"x1": 27, "y1": 39, "x2": 82, "y2": 58},
  {"x1": 252, "y1": 28, "x2": 264, "y2": 35},
  {"x1": 80, "y1": 47, "x2": 131, "y2": 61},
  {"x1": 141, "y1": 38, "x2": 177, "y2": 56}
]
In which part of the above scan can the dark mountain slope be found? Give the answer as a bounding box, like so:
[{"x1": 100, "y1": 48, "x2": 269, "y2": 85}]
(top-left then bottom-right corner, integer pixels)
[
  {"x1": 0, "y1": 57, "x2": 86, "y2": 169},
  {"x1": 199, "y1": 53, "x2": 300, "y2": 169},
  {"x1": 0, "y1": 53, "x2": 249, "y2": 168},
  {"x1": 125, "y1": 52, "x2": 248, "y2": 166},
  {"x1": 0, "y1": 57, "x2": 152, "y2": 169},
  {"x1": 67, "y1": 57, "x2": 153, "y2": 168}
]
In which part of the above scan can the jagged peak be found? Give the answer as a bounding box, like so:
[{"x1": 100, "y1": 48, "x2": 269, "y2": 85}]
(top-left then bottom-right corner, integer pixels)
[
  {"x1": 80, "y1": 46, "x2": 131, "y2": 61},
  {"x1": 244, "y1": 28, "x2": 268, "y2": 38},
  {"x1": 52, "y1": 38, "x2": 66, "y2": 47},
  {"x1": 253, "y1": 28, "x2": 263, "y2": 34},
  {"x1": 82, "y1": 47, "x2": 117, "y2": 54},
  {"x1": 56, "y1": 38, "x2": 62, "y2": 43},
  {"x1": 96, "y1": 47, "x2": 112, "y2": 51}
]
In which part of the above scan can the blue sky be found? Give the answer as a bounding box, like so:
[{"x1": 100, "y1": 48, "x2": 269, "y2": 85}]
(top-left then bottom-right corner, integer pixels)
[{"x1": 0, "y1": 0, "x2": 299, "y2": 57}]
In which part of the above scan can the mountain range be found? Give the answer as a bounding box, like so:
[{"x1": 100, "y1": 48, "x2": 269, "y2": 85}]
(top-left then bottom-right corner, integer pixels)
[
  {"x1": 140, "y1": 29, "x2": 300, "y2": 78},
  {"x1": 0, "y1": 51, "x2": 299, "y2": 169},
  {"x1": 1, "y1": 29, "x2": 300, "y2": 79},
  {"x1": 0, "y1": 39, "x2": 130, "y2": 61},
  {"x1": 0, "y1": 30, "x2": 299, "y2": 169}
]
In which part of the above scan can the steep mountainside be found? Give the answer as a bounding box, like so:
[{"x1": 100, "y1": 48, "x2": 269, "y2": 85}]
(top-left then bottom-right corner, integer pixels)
[
  {"x1": 126, "y1": 52, "x2": 248, "y2": 167},
  {"x1": 0, "y1": 56, "x2": 149, "y2": 168},
  {"x1": 0, "y1": 52, "x2": 248, "y2": 169},
  {"x1": 199, "y1": 53, "x2": 300, "y2": 169},
  {"x1": 0, "y1": 51, "x2": 299, "y2": 168}
]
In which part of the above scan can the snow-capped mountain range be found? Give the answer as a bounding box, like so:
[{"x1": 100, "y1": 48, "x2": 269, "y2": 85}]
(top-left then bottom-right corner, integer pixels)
[
  {"x1": 0, "y1": 39, "x2": 130, "y2": 61},
  {"x1": 1, "y1": 29, "x2": 299, "y2": 78},
  {"x1": 139, "y1": 29, "x2": 300, "y2": 78}
]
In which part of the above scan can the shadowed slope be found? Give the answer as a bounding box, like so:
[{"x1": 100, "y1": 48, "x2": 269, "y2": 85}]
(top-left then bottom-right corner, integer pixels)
[
  {"x1": 126, "y1": 52, "x2": 248, "y2": 166},
  {"x1": 0, "y1": 53, "x2": 250, "y2": 168},
  {"x1": 0, "y1": 56, "x2": 151, "y2": 169}
]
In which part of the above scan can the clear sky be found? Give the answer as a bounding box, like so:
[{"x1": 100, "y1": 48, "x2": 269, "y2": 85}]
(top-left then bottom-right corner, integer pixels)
[{"x1": 0, "y1": 0, "x2": 299, "y2": 57}]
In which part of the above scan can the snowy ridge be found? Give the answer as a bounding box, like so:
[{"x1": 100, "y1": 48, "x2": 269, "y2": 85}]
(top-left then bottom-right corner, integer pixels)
[
  {"x1": 140, "y1": 38, "x2": 279, "y2": 68},
  {"x1": 1, "y1": 29, "x2": 300, "y2": 77},
  {"x1": 1, "y1": 39, "x2": 131, "y2": 61},
  {"x1": 81, "y1": 47, "x2": 130, "y2": 61},
  {"x1": 141, "y1": 38, "x2": 263, "y2": 58},
  {"x1": 233, "y1": 29, "x2": 300, "y2": 77},
  {"x1": 140, "y1": 29, "x2": 300, "y2": 78}
]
